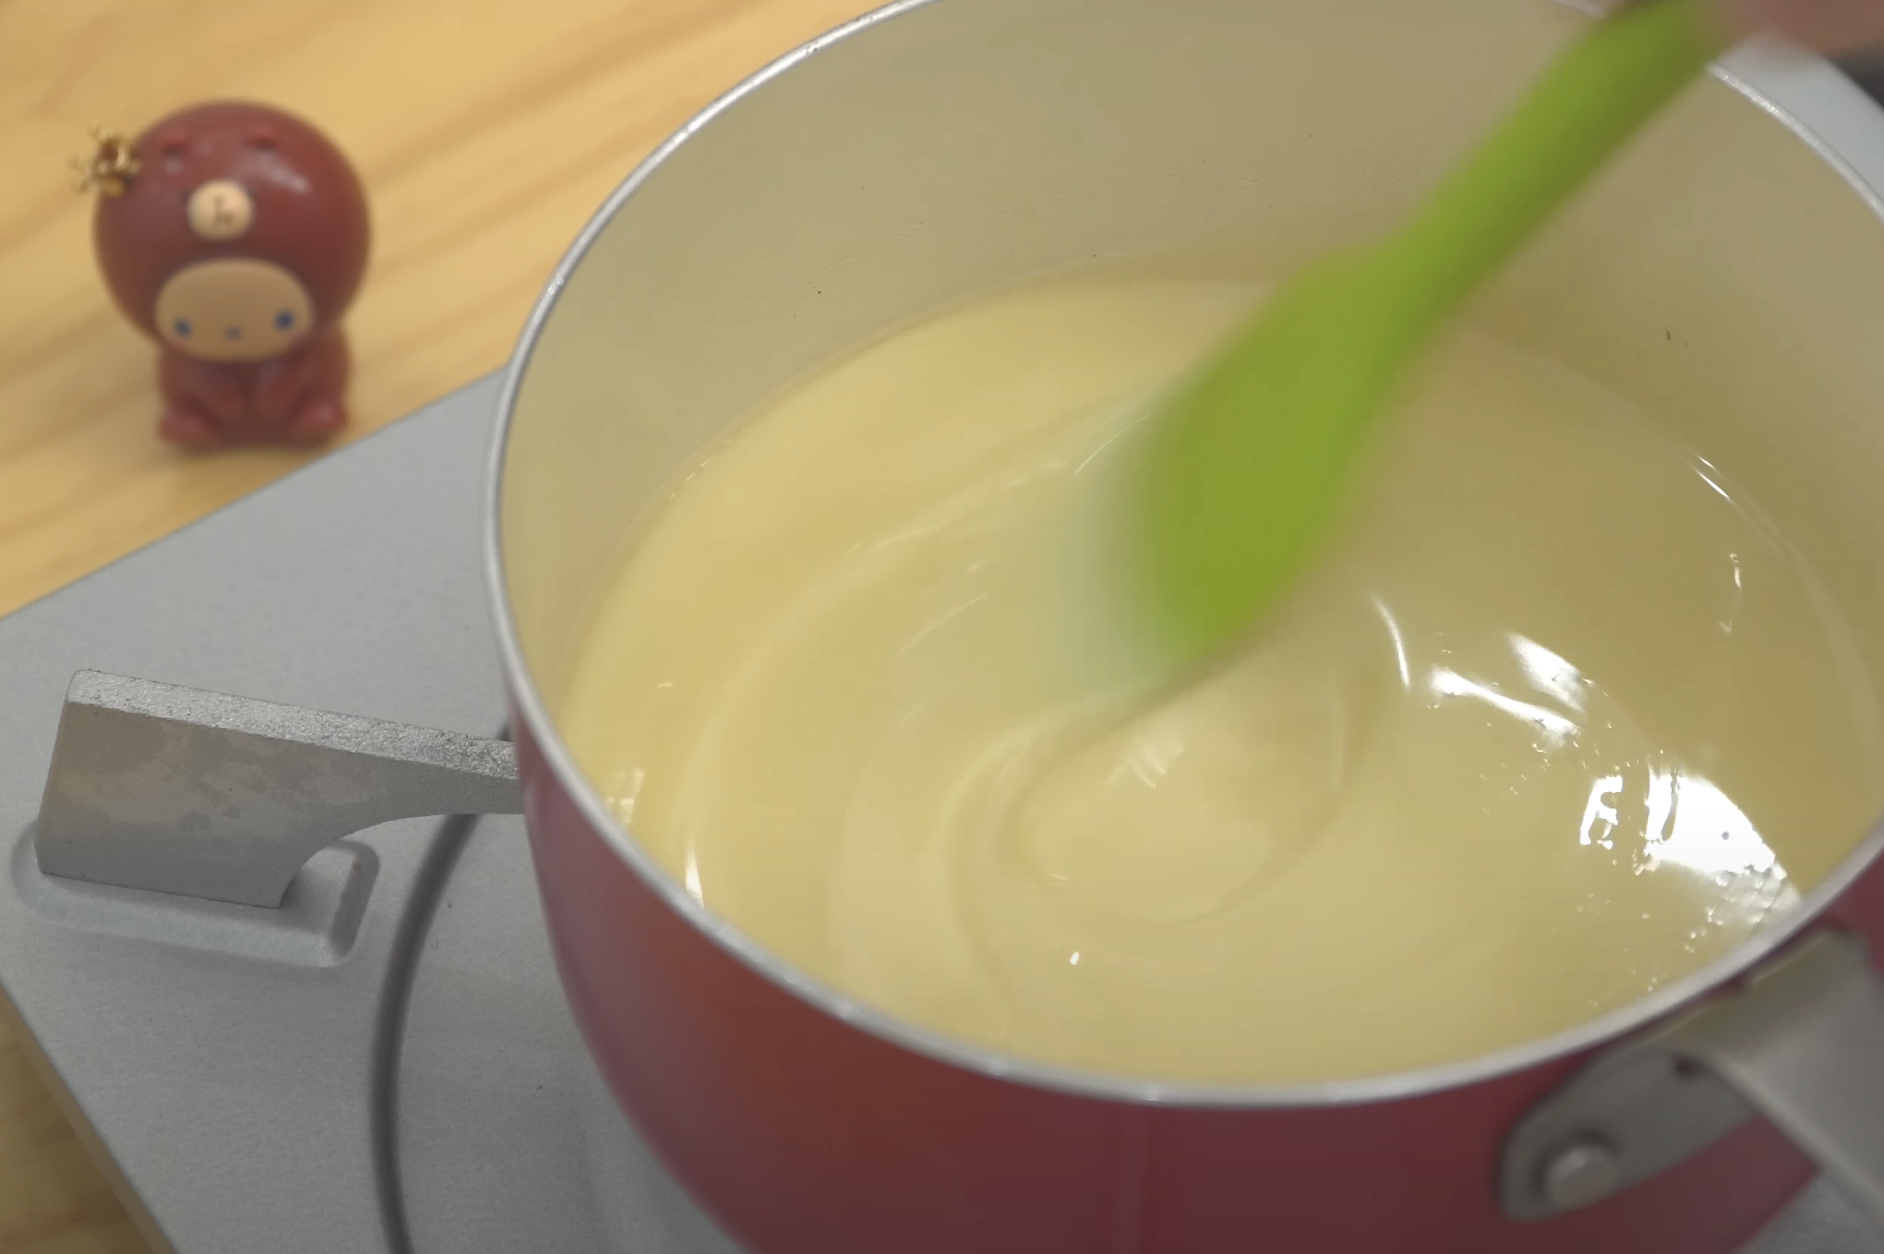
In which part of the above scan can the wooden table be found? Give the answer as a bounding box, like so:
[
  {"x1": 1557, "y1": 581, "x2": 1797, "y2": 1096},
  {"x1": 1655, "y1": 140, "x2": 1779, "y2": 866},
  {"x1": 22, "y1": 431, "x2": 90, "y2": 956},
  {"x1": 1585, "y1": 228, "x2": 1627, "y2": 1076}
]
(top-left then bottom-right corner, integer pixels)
[{"x1": 0, "y1": 2, "x2": 872, "y2": 1248}]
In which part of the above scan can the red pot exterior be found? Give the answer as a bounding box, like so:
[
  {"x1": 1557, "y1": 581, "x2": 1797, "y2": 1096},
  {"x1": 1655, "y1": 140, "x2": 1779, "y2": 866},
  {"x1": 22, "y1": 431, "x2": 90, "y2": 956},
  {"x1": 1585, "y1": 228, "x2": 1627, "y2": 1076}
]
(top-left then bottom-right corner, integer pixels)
[{"x1": 515, "y1": 716, "x2": 1884, "y2": 1254}]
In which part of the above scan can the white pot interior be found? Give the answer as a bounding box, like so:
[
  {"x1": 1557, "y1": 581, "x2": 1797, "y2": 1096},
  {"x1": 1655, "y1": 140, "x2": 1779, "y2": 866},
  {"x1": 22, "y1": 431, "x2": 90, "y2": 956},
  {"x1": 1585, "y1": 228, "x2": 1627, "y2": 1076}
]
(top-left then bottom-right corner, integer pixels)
[{"x1": 499, "y1": 0, "x2": 1884, "y2": 885}]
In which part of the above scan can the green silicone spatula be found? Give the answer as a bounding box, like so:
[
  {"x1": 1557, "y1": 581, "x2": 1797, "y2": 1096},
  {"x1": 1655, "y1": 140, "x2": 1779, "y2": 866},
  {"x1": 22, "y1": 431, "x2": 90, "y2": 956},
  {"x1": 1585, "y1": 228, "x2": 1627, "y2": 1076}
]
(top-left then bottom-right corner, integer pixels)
[{"x1": 1129, "y1": 0, "x2": 1723, "y2": 665}]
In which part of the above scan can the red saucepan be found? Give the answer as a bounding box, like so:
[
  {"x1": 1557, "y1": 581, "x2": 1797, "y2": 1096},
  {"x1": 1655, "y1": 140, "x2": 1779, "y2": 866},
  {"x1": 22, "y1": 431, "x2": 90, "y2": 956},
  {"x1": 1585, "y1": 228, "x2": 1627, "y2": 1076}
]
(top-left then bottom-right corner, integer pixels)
[{"x1": 487, "y1": 1, "x2": 1884, "y2": 1249}]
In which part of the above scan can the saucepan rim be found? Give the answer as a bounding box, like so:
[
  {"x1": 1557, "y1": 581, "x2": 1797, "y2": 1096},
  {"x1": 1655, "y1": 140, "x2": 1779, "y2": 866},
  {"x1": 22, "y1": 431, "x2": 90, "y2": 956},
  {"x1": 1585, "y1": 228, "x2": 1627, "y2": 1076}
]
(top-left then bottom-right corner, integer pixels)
[{"x1": 484, "y1": 0, "x2": 1884, "y2": 1109}]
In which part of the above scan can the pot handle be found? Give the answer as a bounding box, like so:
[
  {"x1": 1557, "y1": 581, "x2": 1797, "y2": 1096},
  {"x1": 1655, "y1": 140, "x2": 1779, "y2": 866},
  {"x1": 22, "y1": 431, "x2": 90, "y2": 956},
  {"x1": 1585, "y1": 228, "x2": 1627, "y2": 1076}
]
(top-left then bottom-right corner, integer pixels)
[
  {"x1": 1666, "y1": 929, "x2": 1884, "y2": 1225},
  {"x1": 1502, "y1": 930, "x2": 1884, "y2": 1227}
]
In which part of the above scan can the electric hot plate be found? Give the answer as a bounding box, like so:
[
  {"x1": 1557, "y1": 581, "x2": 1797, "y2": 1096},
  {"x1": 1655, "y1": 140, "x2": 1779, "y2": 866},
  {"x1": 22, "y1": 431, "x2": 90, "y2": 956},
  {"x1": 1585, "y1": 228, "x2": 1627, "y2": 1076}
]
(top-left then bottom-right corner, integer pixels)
[{"x1": 0, "y1": 379, "x2": 1873, "y2": 1253}]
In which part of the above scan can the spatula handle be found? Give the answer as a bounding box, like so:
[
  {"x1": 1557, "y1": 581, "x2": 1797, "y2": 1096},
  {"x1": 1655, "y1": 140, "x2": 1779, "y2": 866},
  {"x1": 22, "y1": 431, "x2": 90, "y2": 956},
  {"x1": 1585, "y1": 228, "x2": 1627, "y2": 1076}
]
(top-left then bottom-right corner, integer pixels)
[{"x1": 1383, "y1": 0, "x2": 1723, "y2": 332}]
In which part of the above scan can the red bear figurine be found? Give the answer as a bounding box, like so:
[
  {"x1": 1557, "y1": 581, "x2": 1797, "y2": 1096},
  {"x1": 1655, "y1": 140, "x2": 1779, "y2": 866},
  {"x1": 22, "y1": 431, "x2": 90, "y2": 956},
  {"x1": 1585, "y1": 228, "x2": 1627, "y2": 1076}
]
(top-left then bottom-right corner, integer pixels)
[{"x1": 82, "y1": 102, "x2": 370, "y2": 449}]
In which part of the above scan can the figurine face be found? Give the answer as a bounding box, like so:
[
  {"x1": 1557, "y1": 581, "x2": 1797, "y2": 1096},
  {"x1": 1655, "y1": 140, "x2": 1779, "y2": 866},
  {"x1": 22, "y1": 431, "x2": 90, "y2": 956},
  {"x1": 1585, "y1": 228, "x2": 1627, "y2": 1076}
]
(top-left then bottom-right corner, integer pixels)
[
  {"x1": 154, "y1": 258, "x2": 315, "y2": 362},
  {"x1": 91, "y1": 102, "x2": 370, "y2": 360}
]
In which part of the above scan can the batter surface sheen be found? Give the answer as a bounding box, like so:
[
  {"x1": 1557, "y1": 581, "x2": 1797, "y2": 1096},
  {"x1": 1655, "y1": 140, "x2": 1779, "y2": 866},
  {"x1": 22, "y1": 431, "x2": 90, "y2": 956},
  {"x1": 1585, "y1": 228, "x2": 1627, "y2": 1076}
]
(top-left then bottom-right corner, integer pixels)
[{"x1": 561, "y1": 277, "x2": 1884, "y2": 1083}]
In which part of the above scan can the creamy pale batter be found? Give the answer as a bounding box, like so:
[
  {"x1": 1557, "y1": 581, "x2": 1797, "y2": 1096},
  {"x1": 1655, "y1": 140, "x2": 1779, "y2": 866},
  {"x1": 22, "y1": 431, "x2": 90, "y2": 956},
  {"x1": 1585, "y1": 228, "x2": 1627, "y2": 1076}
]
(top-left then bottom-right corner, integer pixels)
[{"x1": 559, "y1": 277, "x2": 1884, "y2": 1084}]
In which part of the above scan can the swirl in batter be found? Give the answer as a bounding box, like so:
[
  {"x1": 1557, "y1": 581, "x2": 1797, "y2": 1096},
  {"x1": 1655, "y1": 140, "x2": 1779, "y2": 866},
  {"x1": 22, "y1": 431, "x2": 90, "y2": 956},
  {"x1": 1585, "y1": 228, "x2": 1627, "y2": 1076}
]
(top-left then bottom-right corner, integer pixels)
[{"x1": 560, "y1": 278, "x2": 1884, "y2": 1083}]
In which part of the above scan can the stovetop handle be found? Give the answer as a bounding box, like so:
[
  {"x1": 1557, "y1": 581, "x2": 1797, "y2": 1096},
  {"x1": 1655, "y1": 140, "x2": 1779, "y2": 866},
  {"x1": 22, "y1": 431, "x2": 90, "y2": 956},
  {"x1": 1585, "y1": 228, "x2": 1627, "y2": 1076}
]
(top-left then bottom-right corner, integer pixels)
[{"x1": 33, "y1": 670, "x2": 522, "y2": 908}]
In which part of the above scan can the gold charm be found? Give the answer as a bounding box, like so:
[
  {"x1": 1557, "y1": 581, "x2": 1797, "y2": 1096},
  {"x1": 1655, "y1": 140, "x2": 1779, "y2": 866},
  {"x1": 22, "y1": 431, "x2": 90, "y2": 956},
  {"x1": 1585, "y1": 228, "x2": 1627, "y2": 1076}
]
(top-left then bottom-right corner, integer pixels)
[{"x1": 71, "y1": 126, "x2": 141, "y2": 197}]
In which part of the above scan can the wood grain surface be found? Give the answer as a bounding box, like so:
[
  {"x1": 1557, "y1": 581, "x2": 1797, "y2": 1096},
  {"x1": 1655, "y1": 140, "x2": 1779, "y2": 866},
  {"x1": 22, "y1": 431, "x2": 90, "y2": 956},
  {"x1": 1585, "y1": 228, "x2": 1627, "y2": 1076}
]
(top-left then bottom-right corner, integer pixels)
[{"x1": 0, "y1": 1, "x2": 872, "y2": 1248}]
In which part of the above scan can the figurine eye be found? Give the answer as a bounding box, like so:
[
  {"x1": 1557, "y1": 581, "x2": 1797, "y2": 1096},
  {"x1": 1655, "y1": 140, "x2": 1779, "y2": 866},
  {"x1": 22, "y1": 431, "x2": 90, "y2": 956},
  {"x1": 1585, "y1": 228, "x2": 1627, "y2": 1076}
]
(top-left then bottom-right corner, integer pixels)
[
  {"x1": 172, "y1": 318, "x2": 192, "y2": 338},
  {"x1": 275, "y1": 310, "x2": 295, "y2": 331}
]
